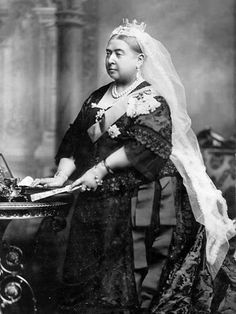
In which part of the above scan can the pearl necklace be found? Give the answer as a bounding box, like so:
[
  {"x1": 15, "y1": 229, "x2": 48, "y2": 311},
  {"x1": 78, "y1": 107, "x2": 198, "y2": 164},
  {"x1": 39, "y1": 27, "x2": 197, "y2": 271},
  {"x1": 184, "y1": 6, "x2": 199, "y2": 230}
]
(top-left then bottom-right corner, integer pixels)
[{"x1": 111, "y1": 78, "x2": 142, "y2": 99}]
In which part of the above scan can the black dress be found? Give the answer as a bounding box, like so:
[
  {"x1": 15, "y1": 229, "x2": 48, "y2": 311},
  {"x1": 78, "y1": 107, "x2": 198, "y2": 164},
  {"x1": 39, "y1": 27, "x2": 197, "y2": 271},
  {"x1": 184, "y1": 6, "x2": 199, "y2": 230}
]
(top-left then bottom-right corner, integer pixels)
[
  {"x1": 55, "y1": 81, "x2": 174, "y2": 313},
  {"x1": 55, "y1": 81, "x2": 227, "y2": 313}
]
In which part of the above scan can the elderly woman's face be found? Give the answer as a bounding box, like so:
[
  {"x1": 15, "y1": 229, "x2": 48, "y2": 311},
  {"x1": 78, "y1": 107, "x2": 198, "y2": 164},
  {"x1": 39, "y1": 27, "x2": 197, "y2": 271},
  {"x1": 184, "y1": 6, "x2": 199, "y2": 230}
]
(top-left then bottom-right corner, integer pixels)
[{"x1": 105, "y1": 38, "x2": 140, "y2": 84}]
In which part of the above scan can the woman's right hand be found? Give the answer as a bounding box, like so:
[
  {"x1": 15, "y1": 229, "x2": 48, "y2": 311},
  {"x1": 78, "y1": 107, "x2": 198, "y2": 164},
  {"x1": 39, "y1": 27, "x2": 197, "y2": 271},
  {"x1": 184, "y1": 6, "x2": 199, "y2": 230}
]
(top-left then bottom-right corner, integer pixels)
[{"x1": 31, "y1": 176, "x2": 66, "y2": 188}]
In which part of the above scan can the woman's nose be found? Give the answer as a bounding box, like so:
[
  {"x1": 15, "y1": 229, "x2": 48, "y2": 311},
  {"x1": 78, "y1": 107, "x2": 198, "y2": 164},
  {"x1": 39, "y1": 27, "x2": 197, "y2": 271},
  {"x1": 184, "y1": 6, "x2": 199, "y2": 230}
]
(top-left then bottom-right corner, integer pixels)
[{"x1": 107, "y1": 54, "x2": 115, "y2": 64}]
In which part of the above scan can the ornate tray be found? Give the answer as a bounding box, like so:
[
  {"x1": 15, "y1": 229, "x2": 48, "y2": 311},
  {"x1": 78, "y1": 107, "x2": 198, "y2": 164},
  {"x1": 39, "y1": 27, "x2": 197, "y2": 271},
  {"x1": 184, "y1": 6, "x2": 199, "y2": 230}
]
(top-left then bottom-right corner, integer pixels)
[{"x1": 0, "y1": 201, "x2": 71, "y2": 219}]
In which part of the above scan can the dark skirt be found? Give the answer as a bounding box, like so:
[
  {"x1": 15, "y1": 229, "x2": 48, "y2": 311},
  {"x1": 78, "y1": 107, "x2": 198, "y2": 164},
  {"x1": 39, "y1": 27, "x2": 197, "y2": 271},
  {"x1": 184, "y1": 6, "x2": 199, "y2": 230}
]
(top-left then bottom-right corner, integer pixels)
[
  {"x1": 57, "y1": 178, "x2": 236, "y2": 314},
  {"x1": 57, "y1": 190, "x2": 139, "y2": 313}
]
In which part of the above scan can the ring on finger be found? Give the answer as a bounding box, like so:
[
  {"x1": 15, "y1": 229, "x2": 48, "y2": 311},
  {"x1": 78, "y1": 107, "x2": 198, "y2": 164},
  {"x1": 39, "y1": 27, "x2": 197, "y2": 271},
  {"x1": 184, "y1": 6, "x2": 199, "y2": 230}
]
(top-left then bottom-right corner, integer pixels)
[
  {"x1": 80, "y1": 184, "x2": 87, "y2": 191},
  {"x1": 94, "y1": 176, "x2": 103, "y2": 186}
]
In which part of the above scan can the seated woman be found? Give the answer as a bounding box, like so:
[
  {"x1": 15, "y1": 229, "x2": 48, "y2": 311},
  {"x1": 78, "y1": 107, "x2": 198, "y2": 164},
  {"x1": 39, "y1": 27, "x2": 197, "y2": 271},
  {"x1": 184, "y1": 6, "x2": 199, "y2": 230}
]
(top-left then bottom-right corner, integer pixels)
[{"x1": 33, "y1": 19, "x2": 236, "y2": 314}]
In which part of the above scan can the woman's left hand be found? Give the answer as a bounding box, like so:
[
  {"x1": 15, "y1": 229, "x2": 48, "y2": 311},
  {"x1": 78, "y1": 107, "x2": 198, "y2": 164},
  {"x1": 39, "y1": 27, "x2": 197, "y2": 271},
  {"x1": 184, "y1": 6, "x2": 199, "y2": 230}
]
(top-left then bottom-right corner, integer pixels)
[{"x1": 71, "y1": 162, "x2": 108, "y2": 192}]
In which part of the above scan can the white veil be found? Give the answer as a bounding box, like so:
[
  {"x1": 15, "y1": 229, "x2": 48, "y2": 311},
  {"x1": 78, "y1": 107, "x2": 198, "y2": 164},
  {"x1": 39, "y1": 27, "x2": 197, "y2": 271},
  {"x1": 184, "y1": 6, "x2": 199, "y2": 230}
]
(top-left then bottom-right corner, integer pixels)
[{"x1": 110, "y1": 20, "x2": 236, "y2": 278}]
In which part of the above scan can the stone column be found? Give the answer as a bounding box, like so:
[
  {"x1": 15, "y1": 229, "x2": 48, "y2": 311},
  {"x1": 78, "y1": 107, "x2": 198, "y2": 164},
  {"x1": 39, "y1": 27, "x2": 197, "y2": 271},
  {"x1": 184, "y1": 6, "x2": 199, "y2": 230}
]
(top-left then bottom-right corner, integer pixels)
[
  {"x1": 54, "y1": 0, "x2": 85, "y2": 148},
  {"x1": 0, "y1": 6, "x2": 42, "y2": 178},
  {"x1": 82, "y1": 0, "x2": 98, "y2": 98},
  {"x1": 33, "y1": 6, "x2": 58, "y2": 177}
]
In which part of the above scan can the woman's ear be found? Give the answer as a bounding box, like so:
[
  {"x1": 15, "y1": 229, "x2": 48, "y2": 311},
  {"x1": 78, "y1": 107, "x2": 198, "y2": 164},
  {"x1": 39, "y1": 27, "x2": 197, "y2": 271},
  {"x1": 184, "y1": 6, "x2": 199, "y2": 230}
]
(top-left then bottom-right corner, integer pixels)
[{"x1": 137, "y1": 53, "x2": 145, "y2": 67}]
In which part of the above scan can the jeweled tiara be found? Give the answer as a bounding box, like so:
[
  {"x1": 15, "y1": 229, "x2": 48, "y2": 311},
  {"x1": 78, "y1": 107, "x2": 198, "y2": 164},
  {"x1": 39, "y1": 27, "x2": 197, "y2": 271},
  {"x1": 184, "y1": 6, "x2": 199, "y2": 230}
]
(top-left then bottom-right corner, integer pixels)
[
  {"x1": 122, "y1": 18, "x2": 146, "y2": 32},
  {"x1": 111, "y1": 18, "x2": 146, "y2": 36}
]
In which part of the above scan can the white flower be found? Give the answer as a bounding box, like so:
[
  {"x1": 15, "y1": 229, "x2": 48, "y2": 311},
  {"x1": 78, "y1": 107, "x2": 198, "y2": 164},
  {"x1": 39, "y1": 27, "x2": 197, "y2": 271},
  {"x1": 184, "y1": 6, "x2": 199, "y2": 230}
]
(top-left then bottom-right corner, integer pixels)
[
  {"x1": 107, "y1": 124, "x2": 121, "y2": 138},
  {"x1": 126, "y1": 90, "x2": 161, "y2": 118},
  {"x1": 95, "y1": 109, "x2": 105, "y2": 122},
  {"x1": 126, "y1": 96, "x2": 137, "y2": 118},
  {"x1": 91, "y1": 102, "x2": 98, "y2": 108}
]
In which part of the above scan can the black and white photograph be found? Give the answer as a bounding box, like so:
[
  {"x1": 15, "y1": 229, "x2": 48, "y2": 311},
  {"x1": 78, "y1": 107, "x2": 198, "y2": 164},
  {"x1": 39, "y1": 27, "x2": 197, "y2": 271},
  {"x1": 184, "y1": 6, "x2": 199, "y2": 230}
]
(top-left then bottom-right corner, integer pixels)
[{"x1": 0, "y1": 0, "x2": 235, "y2": 313}]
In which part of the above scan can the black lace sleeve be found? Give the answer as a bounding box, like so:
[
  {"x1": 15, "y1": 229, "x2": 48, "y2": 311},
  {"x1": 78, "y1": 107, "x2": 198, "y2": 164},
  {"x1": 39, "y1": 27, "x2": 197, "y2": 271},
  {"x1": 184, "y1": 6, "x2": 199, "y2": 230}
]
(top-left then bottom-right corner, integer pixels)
[{"x1": 124, "y1": 96, "x2": 172, "y2": 181}]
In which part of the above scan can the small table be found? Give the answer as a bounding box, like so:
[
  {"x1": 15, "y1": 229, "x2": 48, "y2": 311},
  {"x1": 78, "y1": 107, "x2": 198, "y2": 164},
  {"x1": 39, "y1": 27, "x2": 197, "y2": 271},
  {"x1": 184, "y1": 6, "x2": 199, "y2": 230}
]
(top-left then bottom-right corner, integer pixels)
[{"x1": 0, "y1": 198, "x2": 72, "y2": 313}]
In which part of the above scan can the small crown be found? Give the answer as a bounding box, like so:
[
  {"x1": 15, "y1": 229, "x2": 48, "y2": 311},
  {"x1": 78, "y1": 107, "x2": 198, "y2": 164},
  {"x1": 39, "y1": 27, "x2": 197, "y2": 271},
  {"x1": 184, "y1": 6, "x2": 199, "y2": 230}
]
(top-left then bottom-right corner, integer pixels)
[
  {"x1": 122, "y1": 18, "x2": 146, "y2": 32},
  {"x1": 111, "y1": 18, "x2": 146, "y2": 37}
]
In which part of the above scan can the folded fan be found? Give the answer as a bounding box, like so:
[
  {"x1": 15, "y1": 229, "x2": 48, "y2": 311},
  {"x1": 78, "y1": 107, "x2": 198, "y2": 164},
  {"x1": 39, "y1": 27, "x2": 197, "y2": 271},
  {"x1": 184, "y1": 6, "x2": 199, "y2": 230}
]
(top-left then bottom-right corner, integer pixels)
[{"x1": 30, "y1": 185, "x2": 80, "y2": 202}]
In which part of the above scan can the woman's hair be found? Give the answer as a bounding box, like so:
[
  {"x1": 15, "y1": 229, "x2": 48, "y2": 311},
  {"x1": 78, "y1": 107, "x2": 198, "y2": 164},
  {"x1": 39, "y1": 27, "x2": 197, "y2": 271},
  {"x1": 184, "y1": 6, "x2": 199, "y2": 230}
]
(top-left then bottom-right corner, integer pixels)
[{"x1": 110, "y1": 34, "x2": 143, "y2": 54}]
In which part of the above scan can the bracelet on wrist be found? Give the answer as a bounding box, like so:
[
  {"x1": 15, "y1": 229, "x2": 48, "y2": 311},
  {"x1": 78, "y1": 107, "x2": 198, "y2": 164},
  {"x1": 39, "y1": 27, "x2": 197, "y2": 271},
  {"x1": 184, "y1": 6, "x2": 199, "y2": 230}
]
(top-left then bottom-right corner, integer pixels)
[
  {"x1": 103, "y1": 159, "x2": 114, "y2": 174},
  {"x1": 54, "y1": 170, "x2": 68, "y2": 182}
]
